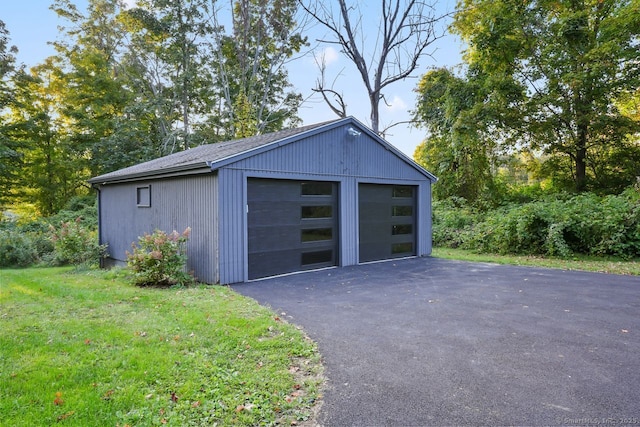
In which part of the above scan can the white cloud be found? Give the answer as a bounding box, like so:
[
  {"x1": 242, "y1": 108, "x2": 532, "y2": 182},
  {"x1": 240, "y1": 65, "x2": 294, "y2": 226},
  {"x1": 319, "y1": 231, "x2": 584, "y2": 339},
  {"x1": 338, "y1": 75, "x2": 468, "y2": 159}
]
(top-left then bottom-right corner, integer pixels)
[
  {"x1": 121, "y1": 0, "x2": 137, "y2": 9},
  {"x1": 383, "y1": 95, "x2": 408, "y2": 113},
  {"x1": 313, "y1": 46, "x2": 340, "y2": 67}
]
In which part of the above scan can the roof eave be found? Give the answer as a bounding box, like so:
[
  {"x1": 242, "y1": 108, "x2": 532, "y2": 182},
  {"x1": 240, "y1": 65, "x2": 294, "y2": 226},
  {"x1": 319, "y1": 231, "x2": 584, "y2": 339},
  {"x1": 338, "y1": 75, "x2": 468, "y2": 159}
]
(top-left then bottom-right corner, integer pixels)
[{"x1": 88, "y1": 164, "x2": 212, "y2": 186}]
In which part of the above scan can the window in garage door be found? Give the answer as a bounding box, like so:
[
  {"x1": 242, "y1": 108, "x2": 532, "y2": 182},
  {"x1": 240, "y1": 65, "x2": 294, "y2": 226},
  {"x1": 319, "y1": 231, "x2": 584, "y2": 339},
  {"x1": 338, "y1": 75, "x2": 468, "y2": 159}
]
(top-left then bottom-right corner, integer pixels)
[
  {"x1": 359, "y1": 183, "x2": 416, "y2": 263},
  {"x1": 247, "y1": 178, "x2": 338, "y2": 280}
]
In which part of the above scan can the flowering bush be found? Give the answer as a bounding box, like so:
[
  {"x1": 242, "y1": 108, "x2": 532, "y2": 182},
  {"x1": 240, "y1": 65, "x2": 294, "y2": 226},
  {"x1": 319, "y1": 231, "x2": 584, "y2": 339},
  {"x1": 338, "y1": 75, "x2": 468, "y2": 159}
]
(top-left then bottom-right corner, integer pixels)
[
  {"x1": 49, "y1": 217, "x2": 108, "y2": 266},
  {"x1": 126, "y1": 227, "x2": 194, "y2": 287}
]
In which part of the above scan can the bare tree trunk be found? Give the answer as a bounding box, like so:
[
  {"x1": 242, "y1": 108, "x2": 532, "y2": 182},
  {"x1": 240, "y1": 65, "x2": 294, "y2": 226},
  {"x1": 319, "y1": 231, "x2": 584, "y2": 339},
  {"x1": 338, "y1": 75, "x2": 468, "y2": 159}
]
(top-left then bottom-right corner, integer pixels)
[{"x1": 300, "y1": 0, "x2": 448, "y2": 135}]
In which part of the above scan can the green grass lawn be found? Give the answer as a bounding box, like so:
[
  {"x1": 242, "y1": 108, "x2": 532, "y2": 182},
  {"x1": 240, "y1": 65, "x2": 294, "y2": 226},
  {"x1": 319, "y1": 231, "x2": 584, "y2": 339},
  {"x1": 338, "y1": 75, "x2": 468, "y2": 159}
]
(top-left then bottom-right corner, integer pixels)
[
  {"x1": 432, "y1": 247, "x2": 640, "y2": 275},
  {"x1": 0, "y1": 267, "x2": 323, "y2": 426}
]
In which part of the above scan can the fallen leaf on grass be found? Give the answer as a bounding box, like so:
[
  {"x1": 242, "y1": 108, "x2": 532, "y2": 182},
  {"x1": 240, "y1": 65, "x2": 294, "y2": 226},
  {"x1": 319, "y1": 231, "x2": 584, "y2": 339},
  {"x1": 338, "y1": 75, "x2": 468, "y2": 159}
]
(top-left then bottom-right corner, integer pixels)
[
  {"x1": 54, "y1": 392, "x2": 64, "y2": 406},
  {"x1": 170, "y1": 392, "x2": 178, "y2": 403},
  {"x1": 56, "y1": 411, "x2": 75, "y2": 421},
  {"x1": 102, "y1": 390, "x2": 114, "y2": 401},
  {"x1": 245, "y1": 403, "x2": 255, "y2": 411},
  {"x1": 191, "y1": 401, "x2": 201, "y2": 408}
]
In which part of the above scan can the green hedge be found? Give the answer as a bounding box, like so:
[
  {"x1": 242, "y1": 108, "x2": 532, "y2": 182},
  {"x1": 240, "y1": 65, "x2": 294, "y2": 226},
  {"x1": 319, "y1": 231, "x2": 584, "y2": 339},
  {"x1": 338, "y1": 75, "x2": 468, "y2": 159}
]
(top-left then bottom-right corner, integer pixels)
[{"x1": 433, "y1": 188, "x2": 640, "y2": 259}]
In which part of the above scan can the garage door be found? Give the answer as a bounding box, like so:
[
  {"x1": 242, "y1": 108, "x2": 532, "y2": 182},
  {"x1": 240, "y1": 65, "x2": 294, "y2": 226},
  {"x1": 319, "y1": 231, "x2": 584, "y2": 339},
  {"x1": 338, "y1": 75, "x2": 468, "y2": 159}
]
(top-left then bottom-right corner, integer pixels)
[
  {"x1": 247, "y1": 178, "x2": 338, "y2": 280},
  {"x1": 359, "y1": 184, "x2": 416, "y2": 263}
]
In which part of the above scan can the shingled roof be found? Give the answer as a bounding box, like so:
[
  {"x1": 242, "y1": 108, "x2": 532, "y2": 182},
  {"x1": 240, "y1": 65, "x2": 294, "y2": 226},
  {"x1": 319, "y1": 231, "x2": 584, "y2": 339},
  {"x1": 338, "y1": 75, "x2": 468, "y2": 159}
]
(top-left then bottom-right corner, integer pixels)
[
  {"x1": 90, "y1": 117, "x2": 437, "y2": 185},
  {"x1": 89, "y1": 119, "x2": 342, "y2": 184}
]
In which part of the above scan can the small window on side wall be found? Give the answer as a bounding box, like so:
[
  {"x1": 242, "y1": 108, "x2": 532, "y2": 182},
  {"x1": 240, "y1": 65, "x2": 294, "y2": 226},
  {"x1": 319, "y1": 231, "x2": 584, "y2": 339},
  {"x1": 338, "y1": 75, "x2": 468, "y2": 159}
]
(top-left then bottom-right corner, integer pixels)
[{"x1": 137, "y1": 185, "x2": 151, "y2": 207}]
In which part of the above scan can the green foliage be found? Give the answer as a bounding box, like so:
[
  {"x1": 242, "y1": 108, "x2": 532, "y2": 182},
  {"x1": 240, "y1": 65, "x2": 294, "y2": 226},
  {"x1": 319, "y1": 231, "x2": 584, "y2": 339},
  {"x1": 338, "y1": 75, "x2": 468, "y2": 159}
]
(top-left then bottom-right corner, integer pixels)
[
  {"x1": 0, "y1": 20, "x2": 20, "y2": 208},
  {"x1": 5, "y1": 61, "x2": 88, "y2": 215},
  {"x1": 0, "y1": 228, "x2": 38, "y2": 267},
  {"x1": 413, "y1": 68, "x2": 500, "y2": 204},
  {"x1": 126, "y1": 228, "x2": 194, "y2": 287},
  {"x1": 48, "y1": 217, "x2": 108, "y2": 266},
  {"x1": 434, "y1": 188, "x2": 640, "y2": 259},
  {"x1": 211, "y1": 0, "x2": 305, "y2": 136},
  {"x1": 48, "y1": 195, "x2": 99, "y2": 228},
  {"x1": 431, "y1": 197, "x2": 480, "y2": 249},
  {"x1": 1, "y1": 0, "x2": 306, "y2": 215},
  {"x1": 0, "y1": 214, "x2": 52, "y2": 268},
  {"x1": 0, "y1": 222, "x2": 54, "y2": 268},
  {"x1": 449, "y1": 0, "x2": 640, "y2": 193},
  {"x1": 0, "y1": 196, "x2": 101, "y2": 268},
  {"x1": 122, "y1": 0, "x2": 215, "y2": 152}
]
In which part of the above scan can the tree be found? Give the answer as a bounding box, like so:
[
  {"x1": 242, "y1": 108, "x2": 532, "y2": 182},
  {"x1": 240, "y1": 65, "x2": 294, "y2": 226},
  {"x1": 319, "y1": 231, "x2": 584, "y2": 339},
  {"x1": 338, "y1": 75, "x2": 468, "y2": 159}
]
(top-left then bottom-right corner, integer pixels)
[
  {"x1": 209, "y1": 0, "x2": 307, "y2": 137},
  {"x1": 122, "y1": 0, "x2": 215, "y2": 152},
  {"x1": 453, "y1": 0, "x2": 640, "y2": 192},
  {"x1": 52, "y1": 0, "x2": 136, "y2": 176},
  {"x1": 300, "y1": 0, "x2": 447, "y2": 134},
  {"x1": 413, "y1": 68, "x2": 499, "y2": 203},
  {"x1": 121, "y1": 0, "x2": 305, "y2": 145},
  {"x1": 6, "y1": 60, "x2": 82, "y2": 215},
  {"x1": 0, "y1": 20, "x2": 19, "y2": 208}
]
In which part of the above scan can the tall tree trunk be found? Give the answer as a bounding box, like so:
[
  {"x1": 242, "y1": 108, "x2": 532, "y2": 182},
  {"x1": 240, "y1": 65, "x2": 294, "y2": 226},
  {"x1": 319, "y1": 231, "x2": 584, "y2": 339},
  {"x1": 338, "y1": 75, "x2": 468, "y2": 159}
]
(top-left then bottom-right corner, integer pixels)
[
  {"x1": 575, "y1": 129, "x2": 587, "y2": 192},
  {"x1": 370, "y1": 91, "x2": 380, "y2": 134}
]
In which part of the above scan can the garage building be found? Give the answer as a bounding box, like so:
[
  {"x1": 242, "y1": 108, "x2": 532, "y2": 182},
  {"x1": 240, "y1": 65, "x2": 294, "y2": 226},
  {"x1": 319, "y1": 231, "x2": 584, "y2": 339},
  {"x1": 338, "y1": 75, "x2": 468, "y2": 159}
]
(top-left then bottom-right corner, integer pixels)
[{"x1": 89, "y1": 117, "x2": 437, "y2": 284}]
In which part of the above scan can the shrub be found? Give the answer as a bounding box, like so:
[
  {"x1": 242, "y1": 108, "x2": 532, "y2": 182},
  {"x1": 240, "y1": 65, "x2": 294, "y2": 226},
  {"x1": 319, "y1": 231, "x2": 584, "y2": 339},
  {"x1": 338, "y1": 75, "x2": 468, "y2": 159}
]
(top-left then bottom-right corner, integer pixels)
[
  {"x1": 126, "y1": 228, "x2": 194, "y2": 287},
  {"x1": 51, "y1": 196, "x2": 98, "y2": 228},
  {"x1": 0, "y1": 229, "x2": 38, "y2": 267},
  {"x1": 49, "y1": 217, "x2": 108, "y2": 266},
  {"x1": 432, "y1": 198, "x2": 481, "y2": 248},
  {"x1": 0, "y1": 219, "x2": 54, "y2": 268},
  {"x1": 433, "y1": 187, "x2": 640, "y2": 259}
]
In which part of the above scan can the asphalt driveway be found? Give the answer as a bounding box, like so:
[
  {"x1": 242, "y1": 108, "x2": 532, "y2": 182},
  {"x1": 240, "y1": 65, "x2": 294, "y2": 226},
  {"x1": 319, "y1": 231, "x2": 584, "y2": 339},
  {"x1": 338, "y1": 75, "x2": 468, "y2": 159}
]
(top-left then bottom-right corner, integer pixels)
[{"x1": 232, "y1": 257, "x2": 640, "y2": 426}]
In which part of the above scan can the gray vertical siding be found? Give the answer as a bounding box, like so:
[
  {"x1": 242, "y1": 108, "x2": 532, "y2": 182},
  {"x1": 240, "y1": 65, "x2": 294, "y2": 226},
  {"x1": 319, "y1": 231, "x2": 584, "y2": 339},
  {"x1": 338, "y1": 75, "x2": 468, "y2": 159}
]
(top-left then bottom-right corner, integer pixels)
[
  {"x1": 227, "y1": 125, "x2": 427, "y2": 180},
  {"x1": 417, "y1": 182, "x2": 433, "y2": 257},
  {"x1": 99, "y1": 173, "x2": 219, "y2": 284},
  {"x1": 217, "y1": 168, "x2": 246, "y2": 284},
  {"x1": 216, "y1": 123, "x2": 433, "y2": 283},
  {"x1": 340, "y1": 178, "x2": 359, "y2": 266}
]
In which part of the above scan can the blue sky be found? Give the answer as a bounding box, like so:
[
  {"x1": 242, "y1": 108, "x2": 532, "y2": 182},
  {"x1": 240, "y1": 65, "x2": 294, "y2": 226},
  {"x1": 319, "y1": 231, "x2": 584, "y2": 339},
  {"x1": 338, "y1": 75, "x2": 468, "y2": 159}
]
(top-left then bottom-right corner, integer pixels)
[{"x1": 2, "y1": 0, "x2": 464, "y2": 157}]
